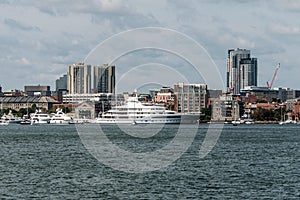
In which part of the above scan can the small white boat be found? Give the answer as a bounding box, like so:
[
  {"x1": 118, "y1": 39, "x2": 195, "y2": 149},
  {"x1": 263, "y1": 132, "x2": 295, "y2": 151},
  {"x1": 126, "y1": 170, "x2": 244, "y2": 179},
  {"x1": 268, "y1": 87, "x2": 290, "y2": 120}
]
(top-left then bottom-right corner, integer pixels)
[
  {"x1": 49, "y1": 108, "x2": 72, "y2": 124},
  {"x1": 20, "y1": 119, "x2": 31, "y2": 125},
  {"x1": 1, "y1": 110, "x2": 21, "y2": 124},
  {"x1": 245, "y1": 121, "x2": 253, "y2": 125},
  {"x1": 279, "y1": 119, "x2": 297, "y2": 125},
  {"x1": 232, "y1": 120, "x2": 241, "y2": 126}
]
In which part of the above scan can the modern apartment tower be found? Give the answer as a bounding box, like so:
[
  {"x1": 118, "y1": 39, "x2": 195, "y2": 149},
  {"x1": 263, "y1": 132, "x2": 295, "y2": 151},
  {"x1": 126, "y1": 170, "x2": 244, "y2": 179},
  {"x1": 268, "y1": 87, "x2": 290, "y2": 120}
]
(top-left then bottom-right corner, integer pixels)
[
  {"x1": 227, "y1": 48, "x2": 257, "y2": 95},
  {"x1": 94, "y1": 64, "x2": 115, "y2": 93},
  {"x1": 68, "y1": 63, "x2": 91, "y2": 94}
]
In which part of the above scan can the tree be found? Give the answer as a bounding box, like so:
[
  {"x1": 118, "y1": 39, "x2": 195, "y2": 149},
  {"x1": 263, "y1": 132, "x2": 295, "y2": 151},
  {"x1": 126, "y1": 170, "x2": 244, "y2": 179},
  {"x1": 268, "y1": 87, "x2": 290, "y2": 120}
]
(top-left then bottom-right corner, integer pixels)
[
  {"x1": 31, "y1": 104, "x2": 37, "y2": 111},
  {"x1": 201, "y1": 107, "x2": 211, "y2": 121}
]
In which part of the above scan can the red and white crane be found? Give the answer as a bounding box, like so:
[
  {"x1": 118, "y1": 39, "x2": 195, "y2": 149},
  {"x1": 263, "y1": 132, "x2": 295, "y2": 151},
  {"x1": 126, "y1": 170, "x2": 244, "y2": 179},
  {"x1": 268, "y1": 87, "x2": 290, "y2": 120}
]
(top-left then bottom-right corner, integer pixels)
[{"x1": 267, "y1": 63, "x2": 280, "y2": 89}]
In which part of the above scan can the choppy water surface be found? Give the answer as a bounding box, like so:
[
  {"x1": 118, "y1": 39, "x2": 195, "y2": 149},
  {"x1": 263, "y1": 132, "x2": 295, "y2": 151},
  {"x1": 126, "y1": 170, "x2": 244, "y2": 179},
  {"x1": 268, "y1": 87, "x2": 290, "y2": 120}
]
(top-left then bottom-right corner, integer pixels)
[{"x1": 0, "y1": 124, "x2": 299, "y2": 199}]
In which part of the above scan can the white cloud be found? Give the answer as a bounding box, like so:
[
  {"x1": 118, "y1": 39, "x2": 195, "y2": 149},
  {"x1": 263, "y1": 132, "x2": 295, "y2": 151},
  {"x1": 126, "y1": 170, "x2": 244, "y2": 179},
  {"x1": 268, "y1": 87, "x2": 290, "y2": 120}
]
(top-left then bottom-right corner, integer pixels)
[{"x1": 270, "y1": 24, "x2": 300, "y2": 34}]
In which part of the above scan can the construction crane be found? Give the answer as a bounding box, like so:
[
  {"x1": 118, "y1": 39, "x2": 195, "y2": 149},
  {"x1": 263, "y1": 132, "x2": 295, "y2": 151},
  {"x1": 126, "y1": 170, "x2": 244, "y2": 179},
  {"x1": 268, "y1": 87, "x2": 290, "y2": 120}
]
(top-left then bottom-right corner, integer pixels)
[{"x1": 267, "y1": 63, "x2": 280, "y2": 89}]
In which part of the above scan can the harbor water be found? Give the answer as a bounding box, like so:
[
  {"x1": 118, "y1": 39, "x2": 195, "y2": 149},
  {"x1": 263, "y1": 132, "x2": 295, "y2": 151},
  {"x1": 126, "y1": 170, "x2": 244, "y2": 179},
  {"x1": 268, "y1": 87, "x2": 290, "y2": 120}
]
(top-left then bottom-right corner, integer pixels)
[{"x1": 0, "y1": 124, "x2": 299, "y2": 199}]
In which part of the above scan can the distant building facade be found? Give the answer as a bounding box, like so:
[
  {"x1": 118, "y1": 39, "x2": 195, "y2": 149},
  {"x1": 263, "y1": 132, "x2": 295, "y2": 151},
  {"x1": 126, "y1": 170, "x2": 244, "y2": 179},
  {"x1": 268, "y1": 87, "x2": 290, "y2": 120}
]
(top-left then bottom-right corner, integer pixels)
[
  {"x1": 55, "y1": 74, "x2": 68, "y2": 102},
  {"x1": 174, "y1": 83, "x2": 207, "y2": 113},
  {"x1": 24, "y1": 85, "x2": 51, "y2": 97},
  {"x1": 227, "y1": 48, "x2": 257, "y2": 95},
  {"x1": 149, "y1": 89, "x2": 160, "y2": 101},
  {"x1": 241, "y1": 86, "x2": 282, "y2": 102},
  {"x1": 56, "y1": 74, "x2": 68, "y2": 91},
  {"x1": 154, "y1": 87, "x2": 174, "y2": 103},
  {"x1": 68, "y1": 63, "x2": 91, "y2": 94},
  {"x1": 0, "y1": 85, "x2": 3, "y2": 97},
  {"x1": 286, "y1": 89, "x2": 300, "y2": 100},
  {"x1": 94, "y1": 64, "x2": 115, "y2": 93},
  {"x1": 2, "y1": 89, "x2": 24, "y2": 97}
]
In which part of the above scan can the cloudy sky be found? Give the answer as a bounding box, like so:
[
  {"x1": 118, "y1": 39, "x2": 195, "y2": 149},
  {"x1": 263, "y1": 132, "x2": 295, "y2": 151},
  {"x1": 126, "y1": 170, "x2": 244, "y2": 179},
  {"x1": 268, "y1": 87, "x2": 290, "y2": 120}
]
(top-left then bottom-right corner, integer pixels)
[{"x1": 0, "y1": 0, "x2": 300, "y2": 92}]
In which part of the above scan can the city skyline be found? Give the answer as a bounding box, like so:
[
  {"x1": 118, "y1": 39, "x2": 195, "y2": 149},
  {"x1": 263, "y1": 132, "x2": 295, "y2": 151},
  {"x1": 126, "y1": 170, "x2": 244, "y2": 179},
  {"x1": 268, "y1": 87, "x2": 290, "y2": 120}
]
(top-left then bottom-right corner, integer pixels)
[{"x1": 1, "y1": 1, "x2": 300, "y2": 91}]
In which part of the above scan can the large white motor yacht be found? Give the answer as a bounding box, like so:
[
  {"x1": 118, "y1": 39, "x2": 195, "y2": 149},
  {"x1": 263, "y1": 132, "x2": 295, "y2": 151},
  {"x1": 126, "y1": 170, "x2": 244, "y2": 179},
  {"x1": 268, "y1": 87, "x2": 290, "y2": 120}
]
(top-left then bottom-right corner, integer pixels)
[
  {"x1": 50, "y1": 108, "x2": 72, "y2": 124},
  {"x1": 94, "y1": 97, "x2": 181, "y2": 124},
  {"x1": 30, "y1": 110, "x2": 51, "y2": 125}
]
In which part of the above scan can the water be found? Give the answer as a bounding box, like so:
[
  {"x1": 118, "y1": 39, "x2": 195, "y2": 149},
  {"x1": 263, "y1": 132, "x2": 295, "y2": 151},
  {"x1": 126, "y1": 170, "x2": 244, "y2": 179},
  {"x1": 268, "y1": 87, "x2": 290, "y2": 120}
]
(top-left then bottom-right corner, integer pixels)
[{"x1": 0, "y1": 124, "x2": 299, "y2": 199}]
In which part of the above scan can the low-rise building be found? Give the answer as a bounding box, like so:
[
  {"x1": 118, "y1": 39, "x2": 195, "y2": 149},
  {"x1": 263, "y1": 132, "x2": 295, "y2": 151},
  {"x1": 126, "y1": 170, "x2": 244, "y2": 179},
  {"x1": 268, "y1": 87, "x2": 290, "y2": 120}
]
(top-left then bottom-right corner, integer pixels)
[
  {"x1": 240, "y1": 86, "x2": 279, "y2": 102},
  {"x1": 0, "y1": 96, "x2": 57, "y2": 111},
  {"x1": 211, "y1": 93, "x2": 239, "y2": 122},
  {"x1": 3, "y1": 89, "x2": 24, "y2": 97},
  {"x1": 75, "y1": 101, "x2": 95, "y2": 119},
  {"x1": 174, "y1": 83, "x2": 207, "y2": 114}
]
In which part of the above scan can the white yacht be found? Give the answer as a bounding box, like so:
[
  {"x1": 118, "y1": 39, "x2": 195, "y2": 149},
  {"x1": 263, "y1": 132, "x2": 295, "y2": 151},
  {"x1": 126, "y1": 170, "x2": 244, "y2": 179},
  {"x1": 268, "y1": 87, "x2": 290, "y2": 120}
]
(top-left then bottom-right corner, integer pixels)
[
  {"x1": 0, "y1": 119, "x2": 9, "y2": 126},
  {"x1": 30, "y1": 110, "x2": 51, "y2": 125},
  {"x1": 49, "y1": 108, "x2": 72, "y2": 124},
  {"x1": 1, "y1": 110, "x2": 21, "y2": 124},
  {"x1": 94, "y1": 97, "x2": 181, "y2": 124}
]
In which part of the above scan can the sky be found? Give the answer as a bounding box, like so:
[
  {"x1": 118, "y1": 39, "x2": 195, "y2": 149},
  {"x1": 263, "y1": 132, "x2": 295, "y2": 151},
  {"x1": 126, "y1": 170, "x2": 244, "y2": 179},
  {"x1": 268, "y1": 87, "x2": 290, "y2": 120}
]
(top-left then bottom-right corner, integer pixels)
[{"x1": 0, "y1": 0, "x2": 300, "y2": 93}]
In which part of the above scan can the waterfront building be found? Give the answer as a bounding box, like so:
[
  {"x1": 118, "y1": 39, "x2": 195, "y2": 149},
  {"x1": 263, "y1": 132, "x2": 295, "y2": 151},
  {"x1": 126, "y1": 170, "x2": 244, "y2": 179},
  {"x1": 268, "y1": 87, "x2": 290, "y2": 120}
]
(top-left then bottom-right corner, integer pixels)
[
  {"x1": 24, "y1": 85, "x2": 51, "y2": 97},
  {"x1": 211, "y1": 93, "x2": 240, "y2": 122},
  {"x1": 154, "y1": 87, "x2": 174, "y2": 103},
  {"x1": 94, "y1": 64, "x2": 115, "y2": 94},
  {"x1": 227, "y1": 48, "x2": 257, "y2": 95},
  {"x1": 75, "y1": 101, "x2": 95, "y2": 119},
  {"x1": 63, "y1": 93, "x2": 115, "y2": 104},
  {"x1": 63, "y1": 93, "x2": 126, "y2": 119},
  {"x1": 68, "y1": 63, "x2": 91, "y2": 94},
  {"x1": 0, "y1": 96, "x2": 57, "y2": 111},
  {"x1": 174, "y1": 83, "x2": 207, "y2": 113},
  {"x1": 292, "y1": 100, "x2": 300, "y2": 120},
  {"x1": 153, "y1": 87, "x2": 175, "y2": 110}
]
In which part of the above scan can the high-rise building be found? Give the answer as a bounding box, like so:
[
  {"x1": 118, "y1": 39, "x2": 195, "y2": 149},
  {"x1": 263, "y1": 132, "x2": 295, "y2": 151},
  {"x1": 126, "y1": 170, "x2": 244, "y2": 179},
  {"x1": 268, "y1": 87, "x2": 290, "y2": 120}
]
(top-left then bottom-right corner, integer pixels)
[
  {"x1": 227, "y1": 48, "x2": 257, "y2": 95},
  {"x1": 56, "y1": 74, "x2": 68, "y2": 92},
  {"x1": 55, "y1": 74, "x2": 68, "y2": 102},
  {"x1": 94, "y1": 64, "x2": 115, "y2": 93},
  {"x1": 174, "y1": 83, "x2": 207, "y2": 113},
  {"x1": 68, "y1": 63, "x2": 91, "y2": 94}
]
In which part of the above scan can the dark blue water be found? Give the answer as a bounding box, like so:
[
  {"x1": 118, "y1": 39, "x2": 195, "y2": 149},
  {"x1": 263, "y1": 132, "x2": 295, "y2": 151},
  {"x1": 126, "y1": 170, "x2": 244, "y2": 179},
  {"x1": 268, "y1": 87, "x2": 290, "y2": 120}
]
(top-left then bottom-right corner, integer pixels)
[{"x1": 0, "y1": 124, "x2": 299, "y2": 199}]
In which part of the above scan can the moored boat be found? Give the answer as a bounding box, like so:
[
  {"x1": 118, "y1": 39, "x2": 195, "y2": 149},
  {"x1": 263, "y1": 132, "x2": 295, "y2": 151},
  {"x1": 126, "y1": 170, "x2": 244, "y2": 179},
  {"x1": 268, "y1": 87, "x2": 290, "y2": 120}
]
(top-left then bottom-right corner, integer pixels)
[
  {"x1": 1, "y1": 110, "x2": 21, "y2": 124},
  {"x1": 94, "y1": 97, "x2": 182, "y2": 124},
  {"x1": 0, "y1": 119, "x2": 9, "y2": 126},
  {"x1": 49, "y1": 108, "x2": 72, "y2": 124},
  {"x1": 30, "y1": 110, "x2": 51, "y2": 125}
]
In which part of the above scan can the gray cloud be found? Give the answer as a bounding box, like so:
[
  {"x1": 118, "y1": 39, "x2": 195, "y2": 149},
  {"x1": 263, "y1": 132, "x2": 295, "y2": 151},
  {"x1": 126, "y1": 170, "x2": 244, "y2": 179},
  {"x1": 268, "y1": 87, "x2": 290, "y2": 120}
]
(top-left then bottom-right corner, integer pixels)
[{"x1": 4, "y1": 18, "x2": 41, "y2": 31}]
